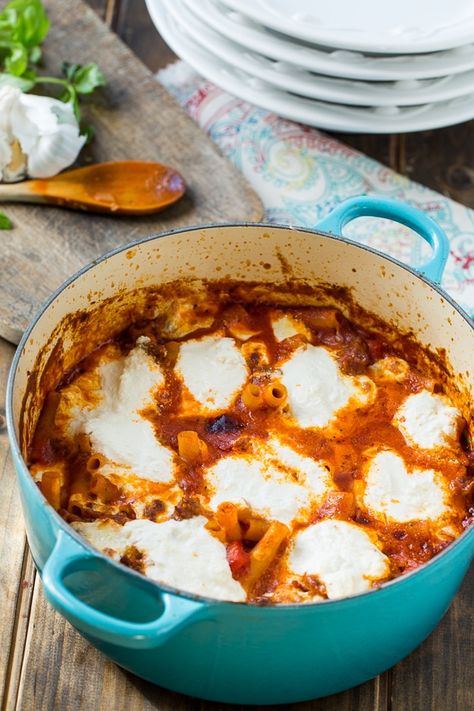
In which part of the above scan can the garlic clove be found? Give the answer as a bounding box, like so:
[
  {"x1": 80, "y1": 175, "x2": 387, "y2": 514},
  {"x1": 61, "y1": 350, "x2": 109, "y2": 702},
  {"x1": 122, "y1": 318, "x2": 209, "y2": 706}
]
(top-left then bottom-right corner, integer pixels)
[
  {"x1": 0, "y1": 85, "x2": 86, "y2": 181},
  {"x1": 0, "y1": 130, "x2": 13, "y2": 179},
  {"x1": 0, "y1": 87, "x2": 20, "y2": 181},
  {"x1": 3, "y1": 139, "x2": 27, "y2": 182},
  {"x1": 0, "y1": 86, "x2": 19, "y2": 133},
  {"x1": 26, "y1": 124, "x2": 86, "y2": 179}
]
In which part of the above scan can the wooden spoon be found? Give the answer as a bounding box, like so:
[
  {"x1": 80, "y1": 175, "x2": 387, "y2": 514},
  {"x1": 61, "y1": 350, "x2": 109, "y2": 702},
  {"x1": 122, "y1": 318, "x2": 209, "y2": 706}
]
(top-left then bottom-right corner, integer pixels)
[{"x1": 0, "y1": 160, "x2": 186, "y2": 215}]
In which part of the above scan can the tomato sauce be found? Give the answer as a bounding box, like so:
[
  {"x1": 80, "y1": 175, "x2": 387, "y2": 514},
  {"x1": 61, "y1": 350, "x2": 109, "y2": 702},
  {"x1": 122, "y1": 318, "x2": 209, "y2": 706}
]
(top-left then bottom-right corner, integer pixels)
[{"x1": 28, "y1": 294, "x2": 474, "y2": 601}]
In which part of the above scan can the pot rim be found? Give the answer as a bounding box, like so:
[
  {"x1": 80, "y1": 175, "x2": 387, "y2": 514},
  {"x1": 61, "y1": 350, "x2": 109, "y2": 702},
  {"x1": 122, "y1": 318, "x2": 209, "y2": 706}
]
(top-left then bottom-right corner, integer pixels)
[{"x1": 6, "y1": 220, "x2": 474, "y2": 610}]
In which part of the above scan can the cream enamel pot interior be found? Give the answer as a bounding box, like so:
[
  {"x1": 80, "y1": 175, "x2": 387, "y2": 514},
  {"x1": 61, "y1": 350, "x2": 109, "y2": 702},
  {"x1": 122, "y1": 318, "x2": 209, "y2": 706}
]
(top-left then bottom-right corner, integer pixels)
[{"x1": 6, "y1": 196, "x2": 474, "y2": 704}]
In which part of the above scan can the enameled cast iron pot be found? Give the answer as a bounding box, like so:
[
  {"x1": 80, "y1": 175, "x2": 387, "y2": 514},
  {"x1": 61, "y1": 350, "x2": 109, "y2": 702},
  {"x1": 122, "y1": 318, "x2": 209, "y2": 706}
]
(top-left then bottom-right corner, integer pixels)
[{"x1": 6, "y1": 196, "x2": 474, "y2": 705}]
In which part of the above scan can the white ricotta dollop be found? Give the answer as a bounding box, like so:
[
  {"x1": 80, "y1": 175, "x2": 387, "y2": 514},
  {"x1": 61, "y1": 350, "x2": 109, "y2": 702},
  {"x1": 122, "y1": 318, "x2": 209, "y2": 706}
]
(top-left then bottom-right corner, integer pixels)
[
  {"x1": 123, "y1": 517, "x2": 246, "y2": 602},
  {"x1": 271, "y1": 313, "x2": 310, "y2": 342},
  {"x1": 279, "y1": 344, "x2": 374, "y2": 428},
  {"x1": 81, "y1": 341, "x2": 175, "y2": 483},
  {"x1": 72, "y1": 516, "x2": 245, "y2": 602},
  {"x1": 364, "y1": 450, "x2": 448, "y2": 522},
  {"x1": 72, "y1": 519, "x2": 125, "y2": 559},
  {"x1": 288, "y1": 519, "x2": 389, "y2": 599},
  {"x1": 205, "y1": 438, "x2": 331, "y2": 525},
  {"x1": 116, "y1": 338, "x2": 165, "y2": 411},
  {"x1": 176, "y1": 335, "x2": 248, "y2": 412},
  {"x1": 394, "y1": 390, "x2": 461, "y2": 450}
]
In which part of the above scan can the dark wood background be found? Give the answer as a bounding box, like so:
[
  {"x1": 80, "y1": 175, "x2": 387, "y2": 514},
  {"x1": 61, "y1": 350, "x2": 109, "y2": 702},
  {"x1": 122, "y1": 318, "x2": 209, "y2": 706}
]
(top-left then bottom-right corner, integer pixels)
[
  {"x1": 0, "y1": 1, "x2": 472, "y2": 710},
  {"x1": 88, "y1": 2, "x2": 474, "y2": 710}
]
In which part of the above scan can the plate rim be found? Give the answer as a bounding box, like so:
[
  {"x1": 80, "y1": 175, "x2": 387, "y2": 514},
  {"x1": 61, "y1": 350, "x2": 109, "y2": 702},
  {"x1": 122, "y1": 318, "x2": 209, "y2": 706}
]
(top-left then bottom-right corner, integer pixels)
[
  {"x1": 183, "y1": 0, "x2": 474, "y2": 81},
  {"x1": 170, "y1": 0, "x2": 474, "y2": 107},
  {"x1": 219, "y1": 0, "x2": 474, "y2": 55},
  {"x1": 147, "y1": 0, "x2": 474, "y2": 134}
]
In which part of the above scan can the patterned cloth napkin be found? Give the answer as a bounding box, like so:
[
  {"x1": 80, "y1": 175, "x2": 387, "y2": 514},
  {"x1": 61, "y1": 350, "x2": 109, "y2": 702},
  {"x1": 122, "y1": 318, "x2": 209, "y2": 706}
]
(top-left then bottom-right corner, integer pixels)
[{"x1": 157, "y1": 62, "x2": 474, "y2": 317}]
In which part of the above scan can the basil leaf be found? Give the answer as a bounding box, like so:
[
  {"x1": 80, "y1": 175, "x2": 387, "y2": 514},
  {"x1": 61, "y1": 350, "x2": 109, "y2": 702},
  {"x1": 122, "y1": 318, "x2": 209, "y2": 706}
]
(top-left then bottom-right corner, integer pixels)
[
  {"x1": 2, "y1": 0, "x2": 49, "y2": 48},
  {"x1": 80, "y1": 123, "x2": 94, "y2": 144},
  {"x1": 4, "y1": 42, "x2": 27, "y2": 75},
  {"x1": 61, "y1": 61, "x2": 79, "y2": 83},
  {"x1": 0, "y1": 213, "x2": 13, "y2": 230},
  {"x1": 70, "y1": 63, "x2": 106, "y2": 94},
  {"x1": 28, "y1": 44, "x2": 41, "y2": 63}
]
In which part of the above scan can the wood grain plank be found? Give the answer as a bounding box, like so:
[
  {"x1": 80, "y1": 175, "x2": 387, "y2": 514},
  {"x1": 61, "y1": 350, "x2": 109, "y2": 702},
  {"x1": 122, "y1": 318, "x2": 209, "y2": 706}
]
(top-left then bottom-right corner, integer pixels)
[
  {"x1": 0, "y1": 0, "x2": 262, "y2": 344},
  {"x1": 18, "y1": 568, "x2": 474, "y2": 711},
  {"x1": 403, "y1": 120, "x2": 474, "y2": 207},
  {"x1": 2, "y1": 553, "x2": 36, "y2": 711},
  {"x1": 113, "y1": 0, "x2": 175, "y2": 72},
  {"x1": 388, "y1": 567, "x2": 474, "y2": 711},
  {"x1": 15, "y1": 576, "x2": 385, "y2": 711},
  {"x1": 0, "y1": 338, "x2": 36, "y2": 710},
  {"x1": 83, "y1": 0, "x2": 108, "y2": 21},
  {"x1": 5, "y1": 4, "x2": 471, "y2": 711}
]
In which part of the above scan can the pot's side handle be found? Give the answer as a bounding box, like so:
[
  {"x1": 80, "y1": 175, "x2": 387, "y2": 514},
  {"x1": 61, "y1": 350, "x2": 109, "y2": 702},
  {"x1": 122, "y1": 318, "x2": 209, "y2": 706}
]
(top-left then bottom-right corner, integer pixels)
[
  {"x1": 42, "y1": 531, "x2": 210, "y2": 649},
  {"x1": 315, "y1": 196, "x2": 450, "y2": 284}
]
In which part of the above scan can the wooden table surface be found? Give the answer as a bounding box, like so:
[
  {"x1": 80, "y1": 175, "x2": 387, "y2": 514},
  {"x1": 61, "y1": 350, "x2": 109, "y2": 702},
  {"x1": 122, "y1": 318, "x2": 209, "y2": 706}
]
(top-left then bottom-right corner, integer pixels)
[{"x1": 1, "y1": 1, "x2": 473, "y2": 710}]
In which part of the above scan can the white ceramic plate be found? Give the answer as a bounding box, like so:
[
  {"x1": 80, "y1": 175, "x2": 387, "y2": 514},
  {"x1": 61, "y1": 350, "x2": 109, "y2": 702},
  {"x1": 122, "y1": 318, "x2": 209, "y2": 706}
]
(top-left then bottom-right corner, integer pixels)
[
  {"x1": 146, "y1": 0, "x2": 474, "y2": 133},
  {"x1": 170, "y1": 0, "x2": 474, "y2": 107},
  {"x1": 184, "y1": 0, "x2": 474, "y2": 82},
  {"x1": 219, "y1": 0, "x2": 474, "y2": 54}
]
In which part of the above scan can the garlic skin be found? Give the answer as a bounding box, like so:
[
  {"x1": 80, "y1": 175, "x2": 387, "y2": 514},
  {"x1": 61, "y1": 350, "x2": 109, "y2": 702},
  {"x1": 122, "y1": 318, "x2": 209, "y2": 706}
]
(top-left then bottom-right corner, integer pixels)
[{"x1": 0, "y1": 86, "x2": 86, "y2": 182}]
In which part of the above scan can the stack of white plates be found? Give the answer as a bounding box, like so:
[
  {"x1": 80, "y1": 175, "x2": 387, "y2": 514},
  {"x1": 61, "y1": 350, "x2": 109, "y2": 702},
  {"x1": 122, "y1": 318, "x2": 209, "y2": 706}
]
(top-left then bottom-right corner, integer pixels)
[{"x1": 145, "y1": 0, "x2": 474, "y2": 133}]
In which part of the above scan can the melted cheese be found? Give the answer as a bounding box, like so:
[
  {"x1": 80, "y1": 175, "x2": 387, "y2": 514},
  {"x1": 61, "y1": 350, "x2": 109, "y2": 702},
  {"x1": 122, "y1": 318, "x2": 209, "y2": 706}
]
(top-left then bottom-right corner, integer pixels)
[
  {"x1": 36, "y1": 291, "x2": 470, "y2": 607},
  {"x1": 394, "y1": 390, "x2": 461, "y2": 450},
  {"x1": 88, "y1": 412, "x2": 173, "y2": 483},
  {"x1": 369, "y1": 356, "x2": 409, "y2": 383},
  {"x1": 205, "y1": 438, "x2": 331, "y2": 525},
  {"x1": 123, "y1": 517, "x2": 245, "y2": 601},
  {"x1": 117, "y1": 337, "x2": 164, "y2": 410},
  {"x1": 288, "y1": 519, "x2": 389, "y2": 599},
  {"x1": 240, "y1": 341, "x2": 269, "y2": 367},
  {"x1": 55, "y1": 344, "x2": 122, "y2": 439},
  {"x1": 266, "y1": 577, "x2": 324, "y2": 604},
  {"x1": 72, "y1": 517, "x2": 245, "y2": 602},
  {"x1": 227, "y1": 323, "x2": 261, "y2": 341},
  {"x1": 271, "y1": 313, "x2": 310, "y2": 342},
  {"x1": 98, "y1": 463, "x2": 180, "y2": 517},
  {"x1": 162, "y1": 297, "x2": 217, "y2": 338},
  {"x1": 176, "y1": 336, "x2": 248, "y2": 412},
  {"x1": 72, "y1": 519, "x2": 124, "y2": 559},
  {"x1": 364, "y1": 450, "x2": 448, "y2": 522},
  {"x1": 74, "y1": 341, "x2": 175, "y2": 483},
  {"x1": 279, "y1": 344, "x2": 374, "y2": 428}
]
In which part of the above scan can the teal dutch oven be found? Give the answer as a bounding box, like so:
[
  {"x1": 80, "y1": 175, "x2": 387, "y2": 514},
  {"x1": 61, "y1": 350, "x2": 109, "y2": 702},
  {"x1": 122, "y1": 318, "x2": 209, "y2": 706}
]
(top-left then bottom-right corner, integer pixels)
[{"x1": 6, "y1": 196, "x2": 474, "y2": 704}]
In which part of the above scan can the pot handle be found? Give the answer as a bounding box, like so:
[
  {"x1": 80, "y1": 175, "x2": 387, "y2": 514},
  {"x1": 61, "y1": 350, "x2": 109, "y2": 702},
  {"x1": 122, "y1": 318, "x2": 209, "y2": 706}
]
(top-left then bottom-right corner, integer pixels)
[
  {"x1": 42, "y1": 531, "x2": 209, "y2": 649},
  {"x1": 315, "y1": 195, "x2": 450, "y2": 284}
]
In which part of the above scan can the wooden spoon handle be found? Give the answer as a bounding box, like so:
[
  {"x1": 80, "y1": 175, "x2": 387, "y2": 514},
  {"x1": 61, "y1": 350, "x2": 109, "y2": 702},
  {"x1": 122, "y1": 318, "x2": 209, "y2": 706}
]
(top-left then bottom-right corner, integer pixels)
[
  {"x1": 0, "y1": 181, "x2": 43, "y2": 203},
  {"x1": 0, "y1": 160, "x2": 186, "y2": 214}
]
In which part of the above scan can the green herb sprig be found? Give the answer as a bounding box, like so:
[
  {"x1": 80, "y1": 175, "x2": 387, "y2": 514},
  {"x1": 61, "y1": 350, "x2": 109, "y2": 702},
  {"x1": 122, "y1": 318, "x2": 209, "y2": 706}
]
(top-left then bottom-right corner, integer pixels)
[
  {"x1": 0, "y1": 0, "x2": 106, "y2": 128},
  {"x1": 0, "y1": 212, "x2": 13, "y2": 229},
  {"x1": 0, "y1": 0, "x2": 105, "y2": 228}
]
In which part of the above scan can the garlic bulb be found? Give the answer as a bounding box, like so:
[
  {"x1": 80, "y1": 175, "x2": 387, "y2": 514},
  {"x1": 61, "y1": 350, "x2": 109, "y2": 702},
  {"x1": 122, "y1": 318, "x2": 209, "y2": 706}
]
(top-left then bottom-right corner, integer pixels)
[{"x1": 0, "y1": 85, "x2": 86, "y2": 182}]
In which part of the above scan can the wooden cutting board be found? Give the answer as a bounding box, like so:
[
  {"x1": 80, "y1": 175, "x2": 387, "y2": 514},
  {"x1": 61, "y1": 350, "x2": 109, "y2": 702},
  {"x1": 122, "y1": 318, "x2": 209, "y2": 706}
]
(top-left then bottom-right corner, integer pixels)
[{"x1": 0, "y1": 0, "x2": 262, "y2": 344}]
